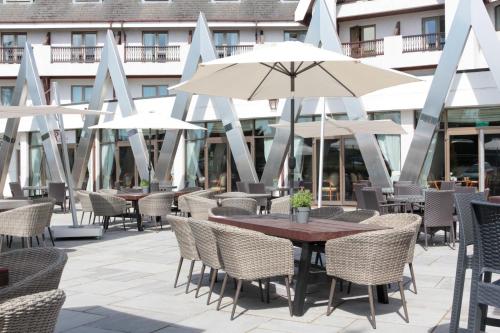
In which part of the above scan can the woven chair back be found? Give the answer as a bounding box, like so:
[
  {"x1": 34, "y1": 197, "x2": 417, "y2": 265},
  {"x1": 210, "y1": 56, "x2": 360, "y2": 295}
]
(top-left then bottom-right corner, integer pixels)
[
  {"x1": 9, "y1": 182, "x2": 24, "y2": 198},
  {"x1": 209, "y1": 206, "x2": 254, "y2": 217},
  {"x1": 454, "y1": 186, "x2": 476, "y2": 194},
  {"x1": 248, "y1": 182, "x2": 266, "y2": 194},
  {"x1": 167, "y1": 216, "x2": 199, "y2": 261},
  {"x1": 334, "y1": 209, "x2": 379, "y2": 223},
  {"x1": 221, "y1": 198, "x2": 257, "y2": 214},
  {"x1": 353, "y1": 183, "x2": 368, "y2": 209},
  {"x1": 472, "y1": 201, "x2": 500, "y2": 272},
  {"x1": 394, "y1": 184, "x2": 422, "y2": 196},
  {"x1": 454, "y1": 192, "x2": 486, "y2": 247},
  {"x1": 440, "y1": 181, "x2": 456, "y2": 191},
  {"x1": 310, "y1": 206, "x2": 344, "y2": 219},
  {"x1": 48, "y1": 182, "x2": 65, "y2": 203},
  {"x1": 362, "y1": 188, "x2": 381, "y2": 212},
  {"x1": 423, "y1": 190, "x2": 454, "y2": 228},
  {"x1": 236, "y1": 181, "x2": 249, "y2": 193},
  {"x1": 188, "y1": 219, "x2": 223, "y2": 269}
]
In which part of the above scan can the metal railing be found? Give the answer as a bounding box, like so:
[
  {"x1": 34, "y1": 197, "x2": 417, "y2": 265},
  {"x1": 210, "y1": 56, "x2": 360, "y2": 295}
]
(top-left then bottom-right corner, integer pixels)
[
  {"x1": 0, "y1": 47, "x2": 24, "y2": 64},
  {"x1": 215, "y1": 45, "x2": 253, "y2": 58},
  {"x1": 124, "y1": 46, "x2": 180, "y2": 62},
  {"x1": 402, "y1": 33, "x2": 445, "y2": 53},
  {"x1": 341, "y1": 39, "x2": 384, "y2": 58},
  {"x1": 51, "y1": 46, "x2": 103, "y2": 63}
]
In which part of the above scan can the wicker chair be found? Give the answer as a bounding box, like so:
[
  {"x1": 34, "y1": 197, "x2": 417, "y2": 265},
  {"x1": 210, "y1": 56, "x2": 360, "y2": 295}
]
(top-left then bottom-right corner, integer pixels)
[
  {"x1": 89, "y1": 192, "x2": 127, "y2": 231},
  {"x1": 310, "y1": 206, "x2": 344, "y2": 219},
  {"x1": 394, "y1": 184, "x2": 422, "y2": 196},
  {"x1": 213, "y1": 227, "x2": 294, "y2": 320},
  {"x1": 76, "y1": 190, "x2": 94, "y2": 225},
  {"x1": 8, "y1": 182, "x2": 27, "y2": 199},
  {"x1": 184, "y1": 195, "x2": 218, "y2": 220},
  {"x1": 178, "y1": 190, "x2": 206, "y2": 216},
  {"x1": 0, "y1": 289, "x2": 65, "y2": 333},
  {"x1": 440, "y1": 181, "x2": 456, "y2": 190},
  {"x1": 421, "y1": 190, "x2": 455, "y2": 249},
  {"x1": 333, "y1": 210, "x2": 379, "y2": 223},
  {"x1": 454, "y1": 186, "x2": 476, "y2": 194},
  {"x1": 209, "y1": 206, "x2": 255, "y2": 217},
  {"x1": 468, "y1": 201, "x2": 500, "y2": 332},
  {"x1": 248, "y1": 183, "x2": 268, "y2": 211},
  {"x1": 325, "y1": 228, "x2": 415, "y2": 329},
  {"x1": 166, "y1": 216, "x2": 200, "y2": 293},
  {"x1": 138, "y1": 192, "x2": 175, "y2": 229},
  {"x1": 150, "y1": 181, "x2": 160, "y2": 193},
  {"x1": 449, "y1": 192, "x2": 487, "y2": 333},
  {"x1": 0, "y1": 203, "x2": 53, "y2": 249},
  {"x1": 29, "y1": 198, "x2": 56, "y2": 246},
  {"x1": 361, "y1": 214, "x2": 422, "y2": 293},
  {"x1": 0, "y1": 248, "x2": 67, "y2": 301},
  {"x1": 353, "y1": 183, "x2": 368, "y2": 210},
  {"x1": 270, "y1": 196, "x2": 290, "y2": 215},
  {"x1": 236, "y1": 181, "x2": 249, "y2": 193},
  {"x1": 221, "y1": 198, "x2": 257, "y2": 214},
  {"x1": 47, "y1": 182, "x2": 66, "y2": 212},
  {"x1": 362, "y1": 188, "x2": 402, "y2": 214},
  {"x1": 98, "y1": 188, "x2": 119, "y2": 195}
]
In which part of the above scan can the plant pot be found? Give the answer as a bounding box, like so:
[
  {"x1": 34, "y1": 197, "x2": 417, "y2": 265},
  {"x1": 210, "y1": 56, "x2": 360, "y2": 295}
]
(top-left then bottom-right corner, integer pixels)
[{"x1": 295, "y1": 207, "x2": 310, "y2": 224}]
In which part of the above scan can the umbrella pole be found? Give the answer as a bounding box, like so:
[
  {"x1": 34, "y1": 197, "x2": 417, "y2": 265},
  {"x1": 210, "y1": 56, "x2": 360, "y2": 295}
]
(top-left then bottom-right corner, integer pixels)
[
  {"x1": 317, "y1": 99, "x2": 326, "y2": 208},
  {"x1": 148, "y1": 128, "x2": 152, "y2": 193},
  {"x1": 289, "y1": 63, "x2": 296, "y2": 217}
]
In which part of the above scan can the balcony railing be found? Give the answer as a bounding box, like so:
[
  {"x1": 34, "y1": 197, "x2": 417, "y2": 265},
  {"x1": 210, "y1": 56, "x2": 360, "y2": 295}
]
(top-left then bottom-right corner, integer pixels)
[
  {"x1": 215, "y1": 45, "x2": 253, "y2": 58},
  {"x1": 403, "y1": 33, "x2": 445, "y2": 53},
  {"x1": 124, "y1": 46, "x2": 180, "y2": 62},
  {"x1": 341, "y1": 39, "x2": 384, "y2": 58},
  {"x1": 51, "y1": 47, "x2": 103, "y2": 63},
  {"x1": 0, "y1": 47, "x2": 24, "y2": 64}
]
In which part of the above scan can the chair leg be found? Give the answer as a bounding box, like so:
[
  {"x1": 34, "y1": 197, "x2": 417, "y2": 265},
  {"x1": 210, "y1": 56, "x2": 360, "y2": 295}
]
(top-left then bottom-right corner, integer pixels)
[
  {"x1": 368, "y1": 285, "x2": 376, "y2": 329},
  {"x1": 35, "y1": 235, "x2": 40, "y2": 246},
  {"x1": 48, "y1": 227, "x2": 55, "y2": 246},
  {"x1": 185, "y1": 260, "x2": 195, "y2": 294},
  {"x1": 88, "y1": 212, "x2": 92, "y2": 224},
  {"x1": 122, "y1": 216, "x2": 126, "y2": 231},
  {"x1": 284, "y1": 276, "x2": 293, "y2": 317},
  {"x1": 265, "y1": 278, "x2": 270, "y2": 304},
  {"x1": 450, "y1": 225, "x2": 456, "y2": 249},
  {"x1": 424, "y1": 226, "x2": 428, "y2": 250},
  {"x1": 80, "y1": 211, "x2": 85, "y2": 225},
  {"x1": 399, "y1": 281, "x2": 409, "y2": 323},
  {"x1": 258, "y1": 279, "x2": 264, "y2": 302},
  {"x1": 230, "y1": 279, "x2": 243, "y2": 320},
  {"x1": 327, "y1": 277, "x2": 336, "y2": 316},
  {"x1": 408, "y1": 263, "x2": 417, "y2": 294},
  {"x1": 207, "y1": 269, "x2": 218, "y2": 305},
  {"x1": 450, "y1": 256, "x2": 466, "y2": 333},
  {"x1": 21, "y1": 237, "x2": 25, "y2": 248},
  {"x1": 347, "y1": 282, "x2": 352, "y2": 295},
  {"x1": 195, "y1": 264, "x2": 206, "y2": 298},
  {"x1": 217, "y1": 273, "x2": 229, "y2": 311},
  {"x1": 174, "y1": 257, "x2": 183, "y2": 288},
  {"x1": 93, "y1": 214, "x2": 96, "y2": 225}
]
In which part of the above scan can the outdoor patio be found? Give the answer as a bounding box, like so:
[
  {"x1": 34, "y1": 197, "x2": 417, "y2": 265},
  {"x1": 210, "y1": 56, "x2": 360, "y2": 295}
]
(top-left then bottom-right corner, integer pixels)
[{"x1": 48, "y1": 211, "x2": 500, "y2": 333}]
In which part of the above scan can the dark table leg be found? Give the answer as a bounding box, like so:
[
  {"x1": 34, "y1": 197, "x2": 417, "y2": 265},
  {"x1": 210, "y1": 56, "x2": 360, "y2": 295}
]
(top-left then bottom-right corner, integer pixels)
[
  {"x1": 293, "y1": 242, "x2": 312, "y2": 316},
  {"x1": 376, "y1": 285, "x2": 389, "y2": 304},
  {"x1": 133, "y1": 200, "x2": 143, "y2": 231}
]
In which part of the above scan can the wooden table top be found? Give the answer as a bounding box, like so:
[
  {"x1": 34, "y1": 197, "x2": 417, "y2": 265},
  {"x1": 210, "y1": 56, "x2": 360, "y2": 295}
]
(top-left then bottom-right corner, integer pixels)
[
  {"x1": 214, "y1": 192, "x2": 272, "y2": 199},
  {"x1": 208, "y1": 214, "x2": 386, "y2": 242}
]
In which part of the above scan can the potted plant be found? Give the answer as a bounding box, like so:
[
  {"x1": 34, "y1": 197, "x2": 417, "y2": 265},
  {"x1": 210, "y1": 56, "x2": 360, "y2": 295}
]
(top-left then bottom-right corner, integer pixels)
[
  {"x1": 140, "y1": 179, "x2": 149, "y2": 193},
  {"x1": 291, "y1": 189, "x2": 313, "y2": 224}
]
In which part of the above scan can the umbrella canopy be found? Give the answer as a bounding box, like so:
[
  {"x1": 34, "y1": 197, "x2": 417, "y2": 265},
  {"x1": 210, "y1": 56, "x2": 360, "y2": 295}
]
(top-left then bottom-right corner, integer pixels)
[
  {"x1": 271, "y1": 119, "x2": 406, "y2": 138},
  {"x1": 171, "y1": 41, "x2": 420, "y2": 100},
  {"x1": 0, "y1": 105, "x2": 108, "y2": 118},
  {"x1": 89, "y1": 111, "x2": 206, "y2": 131}
]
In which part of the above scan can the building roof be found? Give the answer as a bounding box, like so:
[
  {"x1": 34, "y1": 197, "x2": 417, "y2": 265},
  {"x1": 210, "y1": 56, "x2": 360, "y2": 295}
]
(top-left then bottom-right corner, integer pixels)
[{"x1": 0, "y1": 0, "x2": 297, "y2": 23}]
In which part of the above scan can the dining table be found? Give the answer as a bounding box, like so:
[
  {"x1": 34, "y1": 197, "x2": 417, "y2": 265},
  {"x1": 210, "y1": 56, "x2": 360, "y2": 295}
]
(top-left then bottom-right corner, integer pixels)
[
  {"x1": 115, "y1": 192, "x2": 150, "y2": 231},
  {"x1": 208, "y1": 213, "x2": 387, "y2": 316}
]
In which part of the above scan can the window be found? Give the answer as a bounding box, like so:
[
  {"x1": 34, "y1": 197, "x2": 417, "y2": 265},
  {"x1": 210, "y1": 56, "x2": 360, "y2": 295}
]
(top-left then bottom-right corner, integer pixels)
[
  {"x1": 1, "y1": 33, "x2": 26, "y2": 48},
  {"x1": 0, "y1": 87, "x2": 13, "y2": 105},
  {"x1": 142, "y1": 32, "x2": 168, "y2": 47},
  {"x1": 71, "y1": 85, "x2": 93, "y2": 103},
  {"x1": 496, "y1": 6, "x2": 500, "y2": 31},
  {"x1": 71, "y1": 32, "x2": 97, "y2": 62},
  {"x1": 142, "y1": 85, "x2": 169, "y2": 98},
  {"x1": 284, "y1": 30, "x2": 307, "y2": 42},
  {"x1": 422, "y1": 16, "x2": 445, "y2": 50},
  {"x1": 350, "y1": 25, "x2": 375, "y2": 43},
  {"x1": 214, "y1": 31, "x2": 239, "y2": 57}
]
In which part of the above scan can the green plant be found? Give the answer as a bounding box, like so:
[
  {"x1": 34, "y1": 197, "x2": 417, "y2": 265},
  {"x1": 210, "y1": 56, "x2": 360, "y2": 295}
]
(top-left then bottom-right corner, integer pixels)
[
  {"x1": 291, "y1": 190, "x2": 313, "y2": 208},
  {"x1": 140, "y1": 179, "x2": 149, "y2": 187}
]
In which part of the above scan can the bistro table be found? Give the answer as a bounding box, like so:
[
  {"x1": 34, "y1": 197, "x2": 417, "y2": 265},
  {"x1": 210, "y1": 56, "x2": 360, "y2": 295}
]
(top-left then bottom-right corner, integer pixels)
[
  {"x1": 116, "y1": 192, "x2": 150, "y2": 231},
  {"x1": 208, "y1": 213, "x2": 387, "y2": 316},
  {"x1": 22, "y1": 185, "x2": 48, "y2": 197}
]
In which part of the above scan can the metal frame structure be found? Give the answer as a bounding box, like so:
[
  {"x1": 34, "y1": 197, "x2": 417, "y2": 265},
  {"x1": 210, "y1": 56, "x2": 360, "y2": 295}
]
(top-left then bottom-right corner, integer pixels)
[
  {"x1": 261, "y1": 0, "x2": 391, "y2": 188},
  {"x1": 0, "y1": 43, "x2": 65, "y2": 193},
  {"x1": 155, "y1": 13, "x2": 258, "y2": 184},
  {"x1": 72, "y1": 30, "x2": 151, "y2": 188},
  {"x1": 400, "y1": 0, "x2": 500, "y2": 182}
]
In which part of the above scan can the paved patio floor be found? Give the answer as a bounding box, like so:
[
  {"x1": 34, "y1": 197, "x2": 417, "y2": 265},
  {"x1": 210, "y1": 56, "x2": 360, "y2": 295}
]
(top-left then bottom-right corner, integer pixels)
[{"x1": 38, "y1": 210, "x2": 500, "y2": 333}]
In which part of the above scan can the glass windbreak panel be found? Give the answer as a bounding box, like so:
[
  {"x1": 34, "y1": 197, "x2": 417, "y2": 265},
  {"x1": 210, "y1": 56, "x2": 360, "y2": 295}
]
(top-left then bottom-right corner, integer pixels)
[
  {"x1": 450, "y1": 135, "x2": 478, "y2": 182},
  {"x1": 344, "y1": 137, "x2": 369, "y2": 201},
  {"x1": 207, "y1": 122, "x2": 225, "y2": 137},
  {"x1": 255, "y1": 118, "x2": 276, "y2": 136},
  {"x1": 485, "y1": 134, "x2": 500, "y2": 196},
  {"x1": 118, "y1": 146, "x2": 135, "y2": 188},
  {"x1": 317, "y1": 138, "x2": 340, "y2": 202},
  {"x1": 447, "y1": 108, "x2": 500, "y2": 128},
  {"x1": 207, "y1": 142, "x2": 227, "y2": 192},
  {"x1": 1, "y1": 87, "x2": 13, "y2": 106},
  {"x1": 186, "y1": 140, "x2": 205, "y2": 188},
  {"x1": 373, "y1": 112, "x2": 401, "y2": 175},
  {"x1": 255, "y1": 137, "x2": 273, "y2": 179},
  {"x1": 293, "y1": 137, "x2": 313, "y2": 192}
]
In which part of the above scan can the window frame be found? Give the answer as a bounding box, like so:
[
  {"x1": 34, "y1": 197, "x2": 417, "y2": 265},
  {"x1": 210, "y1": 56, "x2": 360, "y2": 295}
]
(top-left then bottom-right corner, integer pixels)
[
  {"x1": 142, "y1": 85, "x2": 169, "y2": 98},
  {"x1": 71, "y1": 85, "x2": 93, "y2": 103}
]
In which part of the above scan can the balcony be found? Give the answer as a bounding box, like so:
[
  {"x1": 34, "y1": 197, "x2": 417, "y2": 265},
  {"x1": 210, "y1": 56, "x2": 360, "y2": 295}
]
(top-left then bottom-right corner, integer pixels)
[
  {"x1": 403, "y1": 33, "x2": 445, "y2": 53},
  {"x1": 0, "y1": 47, "x2": 24, "y2": 64},
  {"x1": 341, "y1": 39, "x2": 384, "y2": 58},
  {"x1": 51, "y1": 47, "x2": 103, "y2": 63},
  {"x1": 124, "y1": 46, "x2": 181, "y2": 63},
  {"x1": 215, "y1": 45, "x2": 254, "y2": 58}
]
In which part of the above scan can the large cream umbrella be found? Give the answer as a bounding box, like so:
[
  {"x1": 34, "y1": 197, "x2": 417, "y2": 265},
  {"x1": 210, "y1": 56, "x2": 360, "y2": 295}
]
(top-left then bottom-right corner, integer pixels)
[{"x1": 172, "y1": 41, "x2": 420, "y2": 202}]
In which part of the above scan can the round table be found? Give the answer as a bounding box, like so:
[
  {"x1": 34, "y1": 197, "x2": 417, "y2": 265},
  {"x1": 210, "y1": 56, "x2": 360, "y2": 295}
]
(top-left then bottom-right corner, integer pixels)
[{"x1": 115, "y1": 193, "x2": 150, "y2": 231}]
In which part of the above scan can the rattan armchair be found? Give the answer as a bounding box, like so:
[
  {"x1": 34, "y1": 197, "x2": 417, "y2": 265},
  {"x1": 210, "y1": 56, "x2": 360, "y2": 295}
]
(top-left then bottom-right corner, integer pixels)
[
  {"x1": 48, "y1": 182, "x2": 66, "y2": 212},
  {"x1": 138, "y1": 192, "x2": 175, "y2": 229},
  {"x1": 0, "y1": 289, "x2": 65, "y2": 333},
  {"x1": 310, "y1": 206, "x2": 344, "y2": 219},
  {"x1": 270, "y1": 196, "x2": 290, "y2": 215},
  {"x1": 178, "y1": 190, "x2": 206, "y2": 216},
  {"x1": 0, "y1": 203, "x2": 53, "y2": 249},
  {"x1": 8, "y1": 182, "x2": 27, "y2": 199},
  {"x1": 221, "y1": 198, "x2": 257, "y2": 214},
  {"x1": 361, "y1": 213, "x2": 422, "y2": 293},
  {"x1": 89, "y1": 192, "x2": 127, "y2": 231},
  {"x1": 76, "y1": 190, "x2": 94, "y2": 225},
  {"x1": 213, "y1": 227, "x2": 294, "y2": 320},
  {"x1": 166, "y1": 216, "x2": 200, "y2": 293},
  {"x1": 325, "y1": 228, "x2": 415, "y2": 329},
  {"x1": 0, "y1": 248, "x2": 67, "y2": 301},
  {"x1": 422, "y1": 190, "x2": 455, "y2": 249},
  {"x1": 334, "y1": 210, "x2": 379, "y2": 223},
  {"x1": 362, "y1": 188, "x2": 403, "y2": 214},
  {"x1": 29, "y1": 198, "x2": 56, "y2": 246},
  {"x1": 185, "y1": 195, "x2": 218, "y2": 220},
  {"x1": 209, "y1": 207, "x2": 255, "y2": 217}
]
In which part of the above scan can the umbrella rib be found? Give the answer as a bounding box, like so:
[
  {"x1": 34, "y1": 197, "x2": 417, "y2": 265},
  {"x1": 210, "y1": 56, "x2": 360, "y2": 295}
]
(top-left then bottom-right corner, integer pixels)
[
  {"x1": 294, "y1": 61, "x2": 305, "y2": 73},
  {"x1": 296, "y1": 61, "x2": 324, "y2": 75},
  {"x1": 317, "y1": 63, "x2": 356, "y2": 97},
  {"x1": 276, "y1": 62, "x2": 292, "y2": 76},
  {"x1": 260, "y1": 62, "x2": 290, "y2": 76},
  {"x1": 248, "y1": 63, "x2": 279, "y2": 100}
]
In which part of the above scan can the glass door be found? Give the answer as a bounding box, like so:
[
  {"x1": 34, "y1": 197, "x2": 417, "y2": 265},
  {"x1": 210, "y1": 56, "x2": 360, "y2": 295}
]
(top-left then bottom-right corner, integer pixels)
[
  {"x1": 484, "y1": 133, "x2": 500, "y2": 196},
  {"x1": 449, "y1": 134, "x2": 479, "y2": 184},
  {"x1": 343, "y1": 137, "x2": 369, "y2": 203},
  {"x1": 317, "y1": 138, "x2": 341, "y2": 203},
  {"x1": 207, "y1": 140, "x2": 228, "y2": 193}
]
